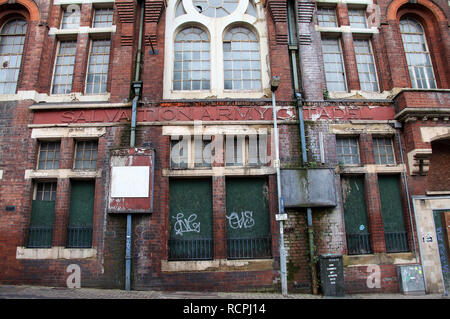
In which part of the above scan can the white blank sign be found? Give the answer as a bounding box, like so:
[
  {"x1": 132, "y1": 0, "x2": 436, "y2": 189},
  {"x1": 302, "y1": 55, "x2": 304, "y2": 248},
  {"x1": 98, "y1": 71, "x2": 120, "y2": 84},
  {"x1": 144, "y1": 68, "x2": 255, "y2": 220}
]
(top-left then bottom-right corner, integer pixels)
[{"x1": 111, "y1": 166, "x2": 149, "y2": 198}]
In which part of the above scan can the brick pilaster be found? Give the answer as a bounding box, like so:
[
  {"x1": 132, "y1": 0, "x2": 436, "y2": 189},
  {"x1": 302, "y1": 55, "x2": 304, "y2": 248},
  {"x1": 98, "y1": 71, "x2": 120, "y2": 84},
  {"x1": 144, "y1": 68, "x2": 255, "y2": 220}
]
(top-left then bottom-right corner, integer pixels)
[
  {"x1": 365, "y1": 173, "x2": 386, "y2": 253},
  {"x1": 213, "y1": 176, "x2": 227, "y2": 259},
  {"x1": 52, "y1": 178, "x2": 71, "y2": 246}
]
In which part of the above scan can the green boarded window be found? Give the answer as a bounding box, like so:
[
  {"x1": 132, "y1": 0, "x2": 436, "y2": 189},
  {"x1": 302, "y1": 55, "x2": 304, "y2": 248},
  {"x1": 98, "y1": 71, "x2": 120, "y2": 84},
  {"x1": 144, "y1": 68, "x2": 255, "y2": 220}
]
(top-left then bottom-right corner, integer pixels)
[
  {"x1": 67, "y1": 180, "x2": 95, "y2": 248},
  {"x1": 28, "y1": 182, "x2": 56, "y2": 248},
  {"x1": 378, "y1": 175, "x2": 409, "y2": 252},
  {"x1": 169, "y1": 179, "x2": 213, "y2": 260},
  {"x1": 341, "y1": 176, "x2": 372, "y2": 254},
  {"x1": 226, "y1": 178, "x2": 271, "y2": 259}
]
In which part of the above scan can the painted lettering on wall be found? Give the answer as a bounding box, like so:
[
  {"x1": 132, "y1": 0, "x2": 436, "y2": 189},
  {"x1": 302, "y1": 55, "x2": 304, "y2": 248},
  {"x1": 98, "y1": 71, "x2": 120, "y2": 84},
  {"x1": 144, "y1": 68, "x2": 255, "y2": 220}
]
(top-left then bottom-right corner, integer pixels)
[{"x1": 366, "y1": 265, "x2": 381, "y2": 289}]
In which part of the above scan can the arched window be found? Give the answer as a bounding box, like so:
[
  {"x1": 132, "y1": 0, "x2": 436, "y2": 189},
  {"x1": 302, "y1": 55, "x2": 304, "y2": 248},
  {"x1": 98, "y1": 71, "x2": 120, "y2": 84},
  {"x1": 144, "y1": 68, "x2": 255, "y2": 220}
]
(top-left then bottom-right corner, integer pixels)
[
  {"x1": 399, "y1": 18, "x2": 436, "y2": 89},
  {"x1": 0, "y1": 19, "x2": 27, "y2": 94},
  {"x1": 223, "y1": 26, "x2": 261, "y2": 91},
  {"x1": 173, "y1": 26, "x2": 210, "y2": 91}
]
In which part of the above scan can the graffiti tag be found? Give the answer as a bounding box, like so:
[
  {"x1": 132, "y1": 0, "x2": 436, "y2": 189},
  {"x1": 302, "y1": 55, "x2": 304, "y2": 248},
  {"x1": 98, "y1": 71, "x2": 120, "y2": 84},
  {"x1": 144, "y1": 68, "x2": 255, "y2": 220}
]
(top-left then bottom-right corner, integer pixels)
[
  {"x1": 226, "y1": 211, "x2": 255, "y2": 230},
  {"x1": 172, "y1": 213, "x2": 201, "y2": 236}
]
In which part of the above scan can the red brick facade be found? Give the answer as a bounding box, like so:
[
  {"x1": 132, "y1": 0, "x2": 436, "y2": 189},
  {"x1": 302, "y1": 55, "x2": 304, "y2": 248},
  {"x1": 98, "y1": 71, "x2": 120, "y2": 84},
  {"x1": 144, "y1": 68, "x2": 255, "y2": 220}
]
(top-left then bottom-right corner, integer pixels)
[{"x1": 0, "y1": 0, "x2": 448, "y2": 295}]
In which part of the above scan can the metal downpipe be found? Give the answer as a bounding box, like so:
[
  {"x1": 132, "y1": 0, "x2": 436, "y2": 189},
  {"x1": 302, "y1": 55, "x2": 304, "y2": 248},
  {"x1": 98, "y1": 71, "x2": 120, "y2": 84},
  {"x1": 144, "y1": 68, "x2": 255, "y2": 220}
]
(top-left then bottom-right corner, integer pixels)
[
  {"x1": 125, "y1": 0, "x2": 145, "y2": 291},
  {"x1": 272, "y1": 90, "x2": 288, "y2": 296},
  {"x1": 296, "y1": 93, "x2": 319, "y2": 295}
]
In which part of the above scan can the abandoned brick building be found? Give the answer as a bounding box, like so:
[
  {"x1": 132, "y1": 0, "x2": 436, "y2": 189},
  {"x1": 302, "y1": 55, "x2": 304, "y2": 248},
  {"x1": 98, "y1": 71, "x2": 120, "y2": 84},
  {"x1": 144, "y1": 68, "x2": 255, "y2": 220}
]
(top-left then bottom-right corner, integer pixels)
[{"x1": 0, "y1": 0, "x2": 448, "y2": 294}]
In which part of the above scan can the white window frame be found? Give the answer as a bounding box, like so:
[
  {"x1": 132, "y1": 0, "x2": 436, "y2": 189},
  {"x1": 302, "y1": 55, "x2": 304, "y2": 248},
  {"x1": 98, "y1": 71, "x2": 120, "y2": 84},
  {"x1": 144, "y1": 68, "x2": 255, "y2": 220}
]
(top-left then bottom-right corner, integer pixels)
[
  {"x1": 354, "y1": 38, "x2": 379, "y2": 92},
  {"x1": 85, "y1": 38, "x2": 111, "y2": 94},
  {"x1": 348, "y1": 8, "x2": 367, "y2": 29},
  {"x1": 163, "y1": 0, "x2": 270, "y2": 99},
  {"x1": 399, "y1": 18, "x2": 437, "y2": 89},
  {"x1": 317, "y1": 6, "x2": 338, "y2": 28},
  {"x1": 322, "y1": 37, "x2": 348, "y2": 92},
  {"x1": 373, "y1": 136, "x2": 395, "y2": 165},
  {"x1": 0, "y1": 18, "x2": 27, "y2": 95},
  {"x1": 51, "y1": 40, "x2": 77, "y2": 95},
  {"x1": 336, "y1": 136, "x2": 360, "y2": 166},
  {"x1": 60, "y1": 5, "x2": 81, "y2": 30}
]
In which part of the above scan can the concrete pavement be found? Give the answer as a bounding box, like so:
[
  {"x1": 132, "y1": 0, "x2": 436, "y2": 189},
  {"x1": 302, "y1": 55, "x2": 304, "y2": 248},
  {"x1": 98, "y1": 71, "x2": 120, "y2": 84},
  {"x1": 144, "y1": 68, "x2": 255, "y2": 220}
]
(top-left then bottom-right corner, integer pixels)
[{"x1": 0, "y1": 284, "x2": 448, "y2": 299}]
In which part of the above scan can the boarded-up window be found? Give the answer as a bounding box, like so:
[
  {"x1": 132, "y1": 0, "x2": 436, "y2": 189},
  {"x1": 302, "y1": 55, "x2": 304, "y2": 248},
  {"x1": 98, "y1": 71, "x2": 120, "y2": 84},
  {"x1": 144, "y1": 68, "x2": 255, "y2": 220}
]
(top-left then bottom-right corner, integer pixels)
[
  {"x1": 378, "y1": 175, "x2": 408, "y2": 252},
  {"x1": 341, "y1": 176, "x2": 371, "y2": 254},
  {"x1": 226, "y1": 178, "x2": 271, "y2": 259},
  {"x1": 168, "y1": 179, "x2": 213, "y2": 260},
  {"x1": 28, "y1": 182, "x2": 56, "y2": 248},
  {"x1": 67, "y1": 180, "x2": 95, "y2": 248}
]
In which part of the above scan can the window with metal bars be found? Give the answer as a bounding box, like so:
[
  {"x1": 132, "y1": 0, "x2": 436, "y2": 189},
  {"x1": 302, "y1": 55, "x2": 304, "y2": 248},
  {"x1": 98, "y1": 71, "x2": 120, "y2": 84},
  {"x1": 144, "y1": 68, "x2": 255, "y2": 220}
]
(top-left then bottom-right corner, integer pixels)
[
  {"x1": 85, "y1": 39, "x2": 110, "y2": 94},
  {"x1": 52, "y1": 41, "x2": 77, "y2": 94},
  {"x1": 74, "y1": 140, "x2": 98, "y2": 170},
  {"x1": 0, "y1": 19, "x2": 27, "y2": 94},
  {"x1": 336, "y1": 137, "x2": 360, "y2": 165},
  {"x1": 28, "y1": 182, "x2": 57, "y2": 248},
  {"x1": 38, "y1": 141, "x2": 61, "y2": 170},
  {"x1": 373, "y1": 137, "x2": 395, "y2": 165}
]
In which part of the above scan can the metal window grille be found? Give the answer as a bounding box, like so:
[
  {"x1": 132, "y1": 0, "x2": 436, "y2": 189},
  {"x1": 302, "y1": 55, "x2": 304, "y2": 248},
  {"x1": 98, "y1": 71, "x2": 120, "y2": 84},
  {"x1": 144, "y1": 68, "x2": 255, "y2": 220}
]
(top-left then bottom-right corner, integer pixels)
[
  {"x1": 227, "y1": 236, "x2": 272, "y2": 259},
  {"x1": 74, "y1": 140, "x2": 98, "y2": 170},
  {"x1": 373, "y1": 137, "x2": 395, "y2": 164},
  {"x1": 61, "y1": 7, "x2": 80, "y2": 29},
  {"x1": 223, "y1": 26, "x2": 261, "y2": 91},
  {"x1": 385, "y1": 231, "x2": 409, "y2": 253},
  {"x1": 168, "y1": 238, "x2": 213, "y2": 261},
  {"x1": 346, "y1": 233, "x2": 372, "y2": 255},
  {"x1": 317, "y1": 7, "x2": 337, "y2": 27},
  {"x1": 336, "y1": 137, "x2": 360, "y2": 165},
  {"x1": 27, "y1": 226, "x2": 53, "y2": 248},
  {"x1": 38, "y1": 142, "x2": 61, "y2": 170},
  {"x1": 173, "y1": 27, "x2": 210, "y2": 91},
  {"x1": 52, "y1": 41, "x2": 76, "y2": 94},
  {"x1": 93, "y1": 8, "x2": 113, "y2": 28},
  {"x1": 322, "y1": 38, "x2": 347, "y2": 92},
  {"x1": 85, "y1": 39, "x2": 110, "y2": 94},
  {"x1": 400, "y1": 18, "x2": 436, "y2": 89},
  {"x1": 348, "y1": 9, "x2": 367, "y2": 29},
  {"x1": 67, "y1": 226, "x2": 93, "y2": 248},
  {"x1": 354, "y1": 39, "x2": 379, "y2": 92},
  {"x1": 0, "y1": 19, "x2": 26, "y2": 94}
]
